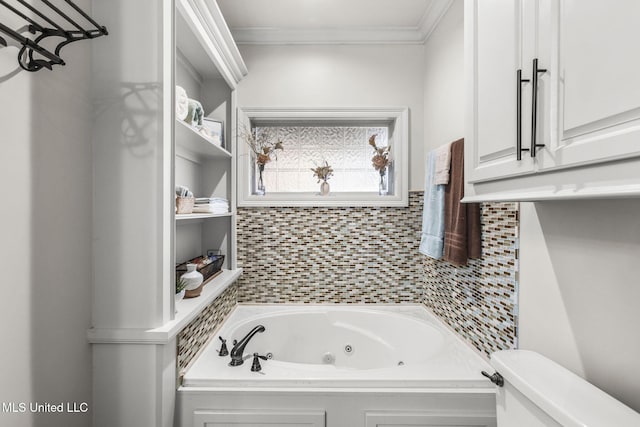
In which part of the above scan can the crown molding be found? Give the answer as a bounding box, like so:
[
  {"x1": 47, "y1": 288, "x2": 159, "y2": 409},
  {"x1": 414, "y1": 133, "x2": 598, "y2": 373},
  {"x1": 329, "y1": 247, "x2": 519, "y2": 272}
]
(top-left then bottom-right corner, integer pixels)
[
  {"x1": 229, "y1": 0, "x2": 455, "y2": 45},
  {"x1": 418, "y1": 0, "x2": 455, "y2": 41},
  {"x1": 230, "y1": 27, "x2": 424, "y2": 45},
  {"x1": 177, "y1": 0, "x2": 248, "y2": 87}
]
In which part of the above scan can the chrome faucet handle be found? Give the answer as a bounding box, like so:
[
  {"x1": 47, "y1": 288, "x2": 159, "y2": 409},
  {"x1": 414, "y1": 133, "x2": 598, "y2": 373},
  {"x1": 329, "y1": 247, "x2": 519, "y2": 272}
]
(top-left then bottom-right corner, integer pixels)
[
  {"x1": 251, "y1": 353, "x2": 268, "y2": 372},
  {"x1": 481, "y1": 370, "x2": 504, "y2": 387},
  {"x1": 218, "y1": 336, "x2": 228, "y2": 357}
]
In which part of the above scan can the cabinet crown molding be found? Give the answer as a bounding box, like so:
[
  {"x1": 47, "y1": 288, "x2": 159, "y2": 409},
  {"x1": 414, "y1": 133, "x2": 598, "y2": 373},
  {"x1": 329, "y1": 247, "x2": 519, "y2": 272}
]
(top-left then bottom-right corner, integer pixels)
[{"x1": 178, "y1": 0, "x2": 248, "y2": 88}]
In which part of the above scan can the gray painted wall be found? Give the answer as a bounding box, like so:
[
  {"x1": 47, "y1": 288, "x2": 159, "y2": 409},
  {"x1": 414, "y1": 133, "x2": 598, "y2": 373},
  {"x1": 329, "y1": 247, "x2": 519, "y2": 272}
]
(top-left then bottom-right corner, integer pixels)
[
  {"x1": 423, "y1": 0, "x2": 464, "y2": 154},
  {"x1": 236, "y1": 43, "x2": 426, "y2": 190},
  {"x1": 519, "y1": 201, "x2": 640, "y2": 412},
  {"x1": 0, "y1": 2, "x2": 93, "y2": 425}
]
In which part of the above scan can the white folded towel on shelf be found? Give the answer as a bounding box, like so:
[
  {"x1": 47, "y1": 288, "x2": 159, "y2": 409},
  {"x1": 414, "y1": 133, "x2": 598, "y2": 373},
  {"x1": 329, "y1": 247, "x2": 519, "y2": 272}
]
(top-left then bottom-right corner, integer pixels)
[
  {"x1": 175, "y1": 86, "x2": 189, "y2": 121},
  {"x1": 192, "y1": 205, "x2": 228, "y2": 214},
  {"x1": 434, "y1": 142, "x2": 452, "y2": 185},
  {"x1": 193, "y1": 197, "x2": 229, "y2": 214},
  {"x1": 195, "y1": 197, "x2": 228, "y2": 204}
]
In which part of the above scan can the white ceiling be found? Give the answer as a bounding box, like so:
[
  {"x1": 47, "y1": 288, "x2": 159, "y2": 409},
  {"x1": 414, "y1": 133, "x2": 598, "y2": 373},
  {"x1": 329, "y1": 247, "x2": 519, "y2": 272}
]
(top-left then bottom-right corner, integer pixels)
[{"x1": 215, "y1": 0, "x2": 454, "y2": 44}]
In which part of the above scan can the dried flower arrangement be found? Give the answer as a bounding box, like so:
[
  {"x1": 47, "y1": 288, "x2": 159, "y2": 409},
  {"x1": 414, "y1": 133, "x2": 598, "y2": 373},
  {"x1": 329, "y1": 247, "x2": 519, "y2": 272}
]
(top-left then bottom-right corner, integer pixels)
[
  {"x1": 369, "y1": 134, "x2": 391, "y2": 174},
  {"x1": 242, "y1": 126, "x2": 284, "y2": 166},
  {"x1": 311, "y1": 160, "x2": 334, "y2": 183}
]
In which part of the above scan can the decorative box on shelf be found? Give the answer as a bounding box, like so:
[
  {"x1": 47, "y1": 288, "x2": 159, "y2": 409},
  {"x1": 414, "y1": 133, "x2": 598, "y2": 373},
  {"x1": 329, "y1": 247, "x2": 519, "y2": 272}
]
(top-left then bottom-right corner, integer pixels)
[
  {"x1": 175, "y1": 196, "x2": 195, "y2": 214},
  {"x1": 176, "y1": 254, "x2": 225, "y2": 283}
]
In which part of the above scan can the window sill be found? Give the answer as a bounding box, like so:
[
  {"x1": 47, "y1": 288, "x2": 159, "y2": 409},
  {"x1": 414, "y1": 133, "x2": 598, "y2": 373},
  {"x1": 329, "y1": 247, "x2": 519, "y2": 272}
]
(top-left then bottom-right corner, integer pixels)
[{"x1": 238, "y1": 191, "x2": 407, "y2": 207}]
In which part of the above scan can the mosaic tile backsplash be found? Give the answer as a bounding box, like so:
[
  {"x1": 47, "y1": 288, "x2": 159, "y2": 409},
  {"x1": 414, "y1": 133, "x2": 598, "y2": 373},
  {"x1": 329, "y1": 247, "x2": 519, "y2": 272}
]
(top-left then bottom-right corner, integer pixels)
[
  {"x1": 235, "y1": 193, "x2": 424, "y2": 303},
  {"x1": 236, "y1": 193, "x2": 518, "y2": 356},
  {"x1": 177, "y1": 192, "x2": 518, "y2": 367},
  {"x1": 422, "y1": 202, "x2": 519, "y2": 356},
  {"x1": 177, "y1": 282, "x2": 237, "y2": 373}
]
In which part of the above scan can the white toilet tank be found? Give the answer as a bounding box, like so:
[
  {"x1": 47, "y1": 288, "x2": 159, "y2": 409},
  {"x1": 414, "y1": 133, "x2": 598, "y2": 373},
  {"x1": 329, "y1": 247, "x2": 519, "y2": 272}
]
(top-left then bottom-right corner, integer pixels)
[{"x1": 490, "y1": 350, "x2": 640, "y2": 427}]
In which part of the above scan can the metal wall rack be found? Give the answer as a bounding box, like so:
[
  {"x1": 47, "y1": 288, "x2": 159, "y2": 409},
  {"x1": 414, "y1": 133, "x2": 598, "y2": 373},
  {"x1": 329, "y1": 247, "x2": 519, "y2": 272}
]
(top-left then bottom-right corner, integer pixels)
[{"x1": 0, "y1": 0, "x2": 107, "y2": 72}]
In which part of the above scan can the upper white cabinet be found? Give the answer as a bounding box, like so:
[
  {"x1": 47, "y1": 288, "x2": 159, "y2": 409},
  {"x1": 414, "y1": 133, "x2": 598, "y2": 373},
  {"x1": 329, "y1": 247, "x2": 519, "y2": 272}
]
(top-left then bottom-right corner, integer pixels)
[
  {"x1": 465, "y1": 0, "x2": 640, "y2": 201},
  {"x1": 465, "y1": 0, "x2": 535, "y2": 182},
  {"x1": 536, "y1": 0, "x2": 640, "y2": 172}
]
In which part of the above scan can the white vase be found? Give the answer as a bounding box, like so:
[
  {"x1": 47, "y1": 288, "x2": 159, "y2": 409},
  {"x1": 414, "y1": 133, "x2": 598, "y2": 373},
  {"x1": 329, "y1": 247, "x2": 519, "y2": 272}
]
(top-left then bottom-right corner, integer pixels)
[
  {"x1": 182, "y1": 263, "x2": 204, "y2": 298},
  {"x1": 320, "y1": 180, "x2": 330, "y2": 196}
]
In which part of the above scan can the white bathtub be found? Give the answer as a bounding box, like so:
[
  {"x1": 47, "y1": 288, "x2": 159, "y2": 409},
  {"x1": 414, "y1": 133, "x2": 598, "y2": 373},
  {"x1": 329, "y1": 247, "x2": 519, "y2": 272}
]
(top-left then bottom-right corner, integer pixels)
[{"x1": 178, "y1": 305, "x2": 497, "y2": 427}]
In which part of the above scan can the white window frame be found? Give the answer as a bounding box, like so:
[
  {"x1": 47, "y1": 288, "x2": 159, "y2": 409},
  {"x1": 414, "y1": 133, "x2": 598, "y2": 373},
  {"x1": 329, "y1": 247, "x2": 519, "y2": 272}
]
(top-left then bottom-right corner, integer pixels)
[{"x1": 236, "y1": 107, "x2": 409, "y2": 207}]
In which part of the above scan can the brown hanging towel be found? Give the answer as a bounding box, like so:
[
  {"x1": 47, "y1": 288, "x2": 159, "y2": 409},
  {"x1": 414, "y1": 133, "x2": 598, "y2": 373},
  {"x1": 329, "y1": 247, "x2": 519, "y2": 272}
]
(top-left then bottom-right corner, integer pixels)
[{"x1": 443, "y1": 138, "x2": 482, "y2": 265}]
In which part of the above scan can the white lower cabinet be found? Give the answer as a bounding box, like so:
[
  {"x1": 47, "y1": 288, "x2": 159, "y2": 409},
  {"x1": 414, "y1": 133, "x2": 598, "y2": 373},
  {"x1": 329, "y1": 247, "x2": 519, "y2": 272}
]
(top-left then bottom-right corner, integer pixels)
[
  {"x1": 365, "y1": 412, "x2": 496, "y2": 427},
  {"x1": 189, "y1": 409, "x2": 497, "y2": 427},
  {"x1": 193, "y1": 410, "x2": 325, "y2": 427},
  {"x1": 188, "y1": 408, "x2": 497, "y2": 427},
  {"x1": 177, "y1": 389, "x2": 496, "y2": 427}
]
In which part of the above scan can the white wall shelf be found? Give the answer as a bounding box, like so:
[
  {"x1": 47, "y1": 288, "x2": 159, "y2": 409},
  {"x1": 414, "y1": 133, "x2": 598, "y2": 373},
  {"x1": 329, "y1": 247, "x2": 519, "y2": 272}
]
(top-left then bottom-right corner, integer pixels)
[
  {"x1": 87, "y1": 268, "x2": 242, "y2": 345},
  {"x1": 176, "y1": 212, "x2": 233, "y2": 222},
  {"x1": 176, "y1": 119, "x2": 231, "y2": 160}
]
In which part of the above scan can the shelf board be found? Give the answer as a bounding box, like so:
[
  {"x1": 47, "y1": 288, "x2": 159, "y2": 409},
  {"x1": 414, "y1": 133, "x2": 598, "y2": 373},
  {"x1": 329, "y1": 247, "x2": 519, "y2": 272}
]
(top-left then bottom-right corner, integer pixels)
[
  {"x1": 176, "y1": 212, "x2": 233, "y2": 222},
  {"x1": 167, "y1": 268, "x2": 241, "y2": 337},
  {"x1": 176, "y1": 119, "x2": 231, "y2": 160},
  {"x1": 87, "y1": 268, "x2": 242, "y2": 344}
]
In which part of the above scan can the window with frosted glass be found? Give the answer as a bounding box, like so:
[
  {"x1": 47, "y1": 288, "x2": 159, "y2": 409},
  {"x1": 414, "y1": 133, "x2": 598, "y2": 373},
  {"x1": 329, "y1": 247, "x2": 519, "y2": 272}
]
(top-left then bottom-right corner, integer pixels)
[{"x1": 254, "y1": 124, "x2": 391, "y2": 193}]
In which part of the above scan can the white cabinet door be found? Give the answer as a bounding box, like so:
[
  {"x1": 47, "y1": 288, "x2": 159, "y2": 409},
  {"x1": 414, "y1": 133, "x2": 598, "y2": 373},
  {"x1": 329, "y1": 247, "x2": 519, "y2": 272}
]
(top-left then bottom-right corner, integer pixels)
[
  {"x1": 193, "y1": 409, "x2": 326, "y2": 427},
  {"x1": 465, "y1": 0, "x2": 535, "y2": 183},
  {"x1": 365, "y1": 412, "x2": 496, "y2": 427},
  {"x1": 536, "y1": 0, "x2": 640, "y2": 172}
]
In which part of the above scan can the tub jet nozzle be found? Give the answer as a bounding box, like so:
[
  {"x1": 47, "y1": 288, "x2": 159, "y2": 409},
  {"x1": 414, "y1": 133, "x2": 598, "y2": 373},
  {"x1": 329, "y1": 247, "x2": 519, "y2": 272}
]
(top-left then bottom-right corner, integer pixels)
[{"x1": 322, "y1": 352, "x2": 335, "y2": 364}]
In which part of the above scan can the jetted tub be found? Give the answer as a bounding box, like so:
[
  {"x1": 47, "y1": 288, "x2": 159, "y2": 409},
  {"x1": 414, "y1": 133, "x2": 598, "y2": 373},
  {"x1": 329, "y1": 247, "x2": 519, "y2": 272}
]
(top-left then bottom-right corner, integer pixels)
[{"x1": 178, "y1": 305, "x2": 498, "y2": 427}]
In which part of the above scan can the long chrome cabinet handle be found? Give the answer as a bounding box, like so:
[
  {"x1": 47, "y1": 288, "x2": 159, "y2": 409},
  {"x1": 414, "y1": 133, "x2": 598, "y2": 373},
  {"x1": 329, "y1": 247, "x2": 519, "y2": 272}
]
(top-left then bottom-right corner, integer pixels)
[
  {"x1": 516, "y1": 69, "x2": 530, "y2": 161},
  {"x1": 530, "y1": 58, "x2": 547, "y2": 157}
]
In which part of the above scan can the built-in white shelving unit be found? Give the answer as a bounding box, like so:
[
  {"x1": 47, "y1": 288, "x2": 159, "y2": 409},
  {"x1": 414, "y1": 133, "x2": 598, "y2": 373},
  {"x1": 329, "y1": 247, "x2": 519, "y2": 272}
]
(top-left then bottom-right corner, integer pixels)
[
  {"x1": 90, "y1": 1, "x2": 247, "y2": 424},
  {"x1": 173, "y1": 0, "x2": 247, "y2": 323}
]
